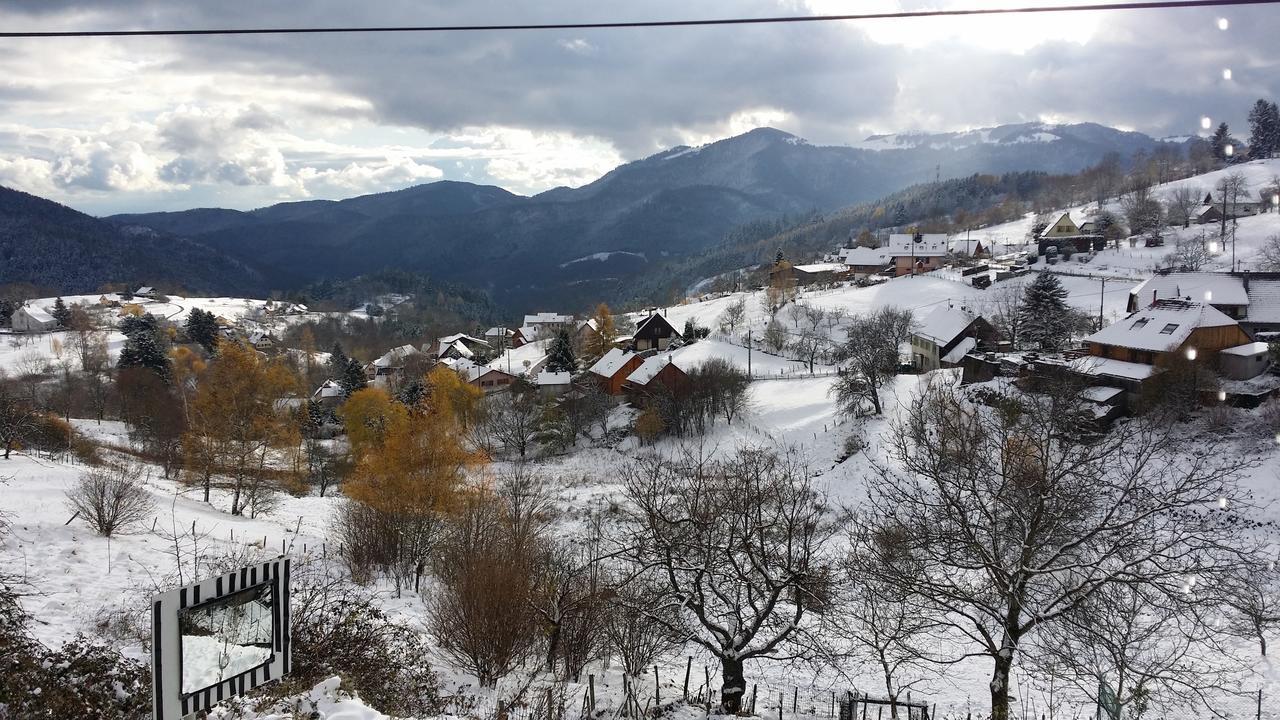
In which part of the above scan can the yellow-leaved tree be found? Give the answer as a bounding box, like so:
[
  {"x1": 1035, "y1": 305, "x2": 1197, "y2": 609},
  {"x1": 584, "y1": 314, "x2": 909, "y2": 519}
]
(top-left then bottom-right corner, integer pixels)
[
  {"x1": 183, "y1": 341, "x2": 298, "y2": 515},
  {"x1": 584, "y1": 303, "x2": 617, "y2": 360},
  {"x1": 337, "y1": 364, "x2": 486, "y2": 594}
]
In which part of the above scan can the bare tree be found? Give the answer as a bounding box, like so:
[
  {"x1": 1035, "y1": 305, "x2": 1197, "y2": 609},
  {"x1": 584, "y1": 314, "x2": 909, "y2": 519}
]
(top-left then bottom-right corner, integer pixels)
[
  {"x1": 1258, "y1": 234, "x2": 1280, "y2": 271},
  {"x1": 1216, "y1": 172, "x2": 1249, "y2": 251},
  {"x1": 0, "y1": 378, "x2": 36, "y2": 460},
  {"x1": 1226, "y1": 561, "x2": 1280, "y2": 657},
  {"x1": 429, "y1": 485, "x2": 545, "y2": 686},
  {"x1": 832, "y1": 307, "x2": 913, "y2": 415},
  {"x1": 479, "y1": 385, "x2": 542, "y2": 459},
  {"x1": 1029, "y1": 576, "x2": 1246, "y2": 717},
  {"x1": 841, "y1": 524, "x2": 942, "y2": 715},
  {"x1": 863, "y1": 379, "x2": 1262, "y2": 720},
  {"x1": 601, "y1": 577, "x2": 680, "y2": 678},
  {"x1": 1168, "y1": 185, "x2": 1202, "y2": 228},
  {"x1": 982, "y1": 281, "x2": 1025, "y2": 347},
  {"x1": 65, "y1": 463, "x2": 155, "y2": 537},
  {"x1": 620, "y1": 445, "x2": 839, "y2": 713},
  {"x1": 718, "y1": 296, "x2": 749, "y2": 337}
]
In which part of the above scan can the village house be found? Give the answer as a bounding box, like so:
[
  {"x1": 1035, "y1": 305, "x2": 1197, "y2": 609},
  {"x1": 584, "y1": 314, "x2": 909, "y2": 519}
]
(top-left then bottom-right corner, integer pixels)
[
  {"x1": 623, "y1": 354, "x2": 691, "y2": 401},
  {"x1": 430, "y1": 333, "x2": 492, "y2": 360},
  {"x1": 910, "y1": 304, "x2": 1000, "y2": 371},
  {"x1": 446, "y1": 358, "x2": 517, "y2": 393},
  {"x1": 9, "y1": 304, "x2": 57, "y2": 333},
  {"x1": 246, "y1": 330, "x2": 277, "y2": 352},
  {"x1": 587, "y1": 348, "x2": 645, "y2": 396},
  {"x1": 522, "y1": 312, "x2": 574, "y2": 341},
  {"x1": 1086, "y1": 299, "x2": 1250, "y2": 368},
  {"x1": 484, "y1": 326, "x2": 514, "y2": 352},
  {"x1": 135, "y1": 286, "x2": 156, "y2": 298},
  {"x1": 632, "y1": 311, "x2": 682, "y2": 352},
  {"x1": 535, "y1": 370, "x2": 573, "y2": 398},
  {"x1": 1128, "y1": 271, "x2": 1280, "y2": 338},
  {"x1": 835, "y1": 246, "x2": 893, "y2": 279},
  {"x1": 1038, "y1": 211, "x2": 1104, "y2": 255},
  {"x1": 487, "y1": 338, "x2": 551, "y2": 378},
  {"x1": 311, "y1": 379, "x2": 346, "y2": 408},
  {"x1": 888, "y1": 233, "x2": 949, "y2": 276},
  {"x1": 366, "y1": 344, "x2": 420, "y2": 385},
  {"x1": 790, "y1": 262, "x2": 851, "y2": 286},
  {"x1": 574, "y1": 318, "x2": 604, "y2": 352},
  {"x1": 1192, "y1": 192, "x2": 1263, "y2": 224}
]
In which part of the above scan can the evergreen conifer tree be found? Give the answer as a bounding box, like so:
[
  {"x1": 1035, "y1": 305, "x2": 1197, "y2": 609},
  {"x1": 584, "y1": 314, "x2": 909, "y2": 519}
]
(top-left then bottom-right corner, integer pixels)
[
  {"x1": 184, "y1": 308, "x2": 220, "y2": 353},
  {"x1": 1018, "y1": 272, "x2": 1073, "y2": 352},
  {"x1": 51, "y1": 297, "x2": 71, "y2": 327},
  {"x1": 118, "y1": 330, "x2": 171, "y2": 379},
  {"x1": 339, "y1": 357, "x2": 368, "y2": 396},
  {"x1": 545, "y1": 328, "x2": 576, "y2": 373}
]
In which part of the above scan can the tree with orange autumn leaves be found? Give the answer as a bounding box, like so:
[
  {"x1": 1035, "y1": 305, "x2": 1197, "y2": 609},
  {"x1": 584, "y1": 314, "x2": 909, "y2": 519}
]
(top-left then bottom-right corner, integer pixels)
[
  {"x1": 337, "y1": 365, "x2": 486, "y2": 593},
  {"x1": 182, "y1": 341, "x2": 299, "y2": 515}
]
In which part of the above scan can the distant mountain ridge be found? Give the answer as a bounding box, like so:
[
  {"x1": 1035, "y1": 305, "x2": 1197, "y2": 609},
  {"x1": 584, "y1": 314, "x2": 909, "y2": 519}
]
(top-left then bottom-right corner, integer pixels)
[
  {"x1": 81, "y1": 121, "x2": 1186, "y2": 309},
  {"x1": 0, "y1": 185, "x2": 264, "y2": 296}
]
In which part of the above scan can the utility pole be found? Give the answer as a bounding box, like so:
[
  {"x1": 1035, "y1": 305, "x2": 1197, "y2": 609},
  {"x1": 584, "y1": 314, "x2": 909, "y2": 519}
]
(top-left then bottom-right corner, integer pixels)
[
  {"x1": 1098, "y1": 277, "x2": 1106, "y2": 331},
  {"x1": 966, "y1": 226, "x2": 971, "y2": 257},
  {"x1": 747, "y1": 329, "x2": 753, "y2": 377}
]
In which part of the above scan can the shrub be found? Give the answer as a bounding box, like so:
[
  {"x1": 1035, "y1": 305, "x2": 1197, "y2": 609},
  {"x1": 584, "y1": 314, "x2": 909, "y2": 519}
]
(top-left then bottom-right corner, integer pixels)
[
  {"x1": 64, "y1": 463, "x2": 154, "y2": 537},
  {"x1": 0, "y1": 588, "x2": 150, "y2": 719},
  {"x1": 263, "y1": 568, "x2": 443, "y2": 717}
]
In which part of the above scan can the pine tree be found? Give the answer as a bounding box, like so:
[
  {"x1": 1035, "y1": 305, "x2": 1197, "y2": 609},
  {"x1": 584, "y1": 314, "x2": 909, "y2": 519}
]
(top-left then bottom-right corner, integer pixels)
[
  {"x1": 1018, "y1": 272, "x2": 1073, "y2": 352},
  {"x1": 545, "y1": 328, "x2": 576, "y2": 373},
  {"x1": 1249, "y1": 99, "x2": 1273, "y2": 159},
  {"x1": 51, "y1": 297, "x2": 71, "y2": 327},
  {"x1": 340, "y1": 357, "x2": 368, "y2": 396},
  {"x1": 118, "y1": 331, "x2": 171, "y2": 379},
  {"x1": 1212, "y1": 122, "x2": 1237, "y2": 164},
  {"x1": 327, "y1": 342, "x2": 350, "y2": 379},
  {"x1": 184, "y1": 308, "x2": 220, "y2": 353}
]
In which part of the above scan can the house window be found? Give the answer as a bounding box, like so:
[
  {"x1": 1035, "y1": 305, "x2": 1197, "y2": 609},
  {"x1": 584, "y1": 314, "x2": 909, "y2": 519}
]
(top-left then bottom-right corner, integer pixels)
[
  {"x1": 1158, "y1": 323, "x2": 1178, "y2": 335},
  {"x1": 1131, "y1": 318, "x2": 1150, "y2": 330}
]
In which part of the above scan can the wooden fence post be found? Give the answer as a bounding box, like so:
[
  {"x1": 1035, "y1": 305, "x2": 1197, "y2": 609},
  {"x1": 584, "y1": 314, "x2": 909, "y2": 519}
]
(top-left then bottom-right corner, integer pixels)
[
  {"x1": 684, "y1": 656, "x2": 692, "y2": 702},
  {"x1": 1258, "y1": 688, "x2": 1263, "y2": 720},
  {"x1": 751, "y1": 685, "x2": 758, "y2": 714},
  {"x1": 655, "y1": 665, "x2": 660, "y2": 706},
  {"x1": 793, "y1": 687, "x2": 798, "y2": 713},
  {"x1": 588, "y1": 675, "x2": 596, "y2": 713},
  {"x1": 779, "y1": 692, "x2": 784, "y2": 720}
]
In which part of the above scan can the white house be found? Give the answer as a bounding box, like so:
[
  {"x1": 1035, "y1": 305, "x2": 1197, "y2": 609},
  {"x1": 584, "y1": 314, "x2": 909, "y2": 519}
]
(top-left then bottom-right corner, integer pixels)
[{"x1": 10, "y1": 305, "x2": 57, "y2": 333}]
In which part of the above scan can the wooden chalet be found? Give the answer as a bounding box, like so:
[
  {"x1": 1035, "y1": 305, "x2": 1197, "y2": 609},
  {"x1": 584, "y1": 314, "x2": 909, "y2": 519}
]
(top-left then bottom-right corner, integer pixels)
[
  {"x1": 623, "y1": 354, "x2": 691, "y2": 400},
  {"x1": 587, "y1": 348, "x2": 645, "y2": 395},
  {"x1": 633, "y1": 311, "x2": 682, "y2": 352}
]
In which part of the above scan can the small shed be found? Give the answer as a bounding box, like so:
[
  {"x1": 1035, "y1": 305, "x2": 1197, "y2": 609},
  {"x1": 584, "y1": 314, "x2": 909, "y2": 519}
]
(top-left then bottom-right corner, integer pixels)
[{"x1": 1219, "y1": 341, "x2": 1271, "y2": 380}]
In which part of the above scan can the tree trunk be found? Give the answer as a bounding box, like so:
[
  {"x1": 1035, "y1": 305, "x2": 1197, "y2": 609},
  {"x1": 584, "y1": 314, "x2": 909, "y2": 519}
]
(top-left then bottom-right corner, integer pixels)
[
  {"x1": 989, "y1": 649, "x2": 1014, "y2": 720},
  {"x1": 546, "y1": 621, "x2": 562, "y2": 675},
  {"x1": 720, "y1": 656, "x2": 746, "y2": 714}
]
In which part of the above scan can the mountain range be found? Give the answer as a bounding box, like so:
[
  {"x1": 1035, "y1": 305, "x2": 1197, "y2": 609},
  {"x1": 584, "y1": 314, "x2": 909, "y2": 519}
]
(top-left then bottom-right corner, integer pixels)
[{"x1": 2, "y1": 122, "x2": 1186, "y2": 312}]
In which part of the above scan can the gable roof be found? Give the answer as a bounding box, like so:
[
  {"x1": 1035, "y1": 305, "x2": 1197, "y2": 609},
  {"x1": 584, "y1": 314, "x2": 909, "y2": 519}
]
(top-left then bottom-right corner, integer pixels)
[
  {"x1": 887, "y1": 233, "x2": 949, "y2": 258},
  {"x1": 627, "y1": 354, "x2": 686, "y2": 385},
  {"x1": 536, "y1": 370, "x2": 572, "y2": 386},
  {"x1": 588, "y1": 348, "x2": 639, "y2": 378},
  {"x1": 312, "y1": 379, "x2": 344, "y2": 400},
  {"x1": 373, "y1": 344, "x2": 419, "y2": 368},
  {"x1": 793, "y1": 262, "x2": 848, "y2": 274},
  {"x1": 18, "y1": 304, "x2": 55, "y2": 323},
  {"x1": 914, "y1": 305, "x2": 979, "y2": 346},
  {"x1": 524, "y1": 311, "x2": 573, "y2": 325},
  {"x1": 838, "y1": 246, "x2": 893, "y2": 266},
  {"x1": 1129, "y1": 272, "x2": 1248, "y2": 308},
  {"x1": 1085, "y1": 300, "x2": 1238, "y2": 352},
  {"x1": 635, "y1": 312, "x2": 681, "y2": 338}
]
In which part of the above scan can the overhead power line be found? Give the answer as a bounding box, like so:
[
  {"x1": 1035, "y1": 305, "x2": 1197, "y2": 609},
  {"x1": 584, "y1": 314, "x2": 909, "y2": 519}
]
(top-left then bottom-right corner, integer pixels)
[{"x1": 1, "y1": 0, "x2": 1278, "y2": 38}]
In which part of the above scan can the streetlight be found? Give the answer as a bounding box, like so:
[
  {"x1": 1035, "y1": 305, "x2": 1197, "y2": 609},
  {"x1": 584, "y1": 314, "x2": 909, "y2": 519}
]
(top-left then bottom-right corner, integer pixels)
[{"x1": 1187, "y1": 347, "x2": 1199, "y2": 407}]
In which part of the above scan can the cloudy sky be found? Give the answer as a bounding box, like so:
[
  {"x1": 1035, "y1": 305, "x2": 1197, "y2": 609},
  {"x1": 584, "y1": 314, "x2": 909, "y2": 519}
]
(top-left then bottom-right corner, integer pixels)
[{"x1": 0, "y1": 0, "x2": 1275, "y2": 215}]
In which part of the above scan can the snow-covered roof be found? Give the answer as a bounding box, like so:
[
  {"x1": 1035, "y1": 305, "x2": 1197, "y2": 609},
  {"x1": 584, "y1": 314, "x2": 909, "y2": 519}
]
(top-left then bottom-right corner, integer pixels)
[
  {"x1": 1085, "y1": 300, "x2": 1238, "y2": 352},
  {"x1": 18, "y1": 304, "x2": 55, "y2": 323},
  {"x1": 446, "y1": 340, "x2": 474, "y2": 359},
  {"x1": 136, "y1": 286, "x2": 154, "y2": 294},
  {"x1": 1129, "y1": 273, "x2": 1248, "y2": 308},
  {"x1": 1066, "y1": 356, "x2": 1159, "y2": 381},
  {"x1": 373, "y1": 344, "x2": 418, "y2": 368},
  {"x1": 837, "y1": 246, "x2": 893, "y2": 266},
  {"x1": 627, "y1": 354, "x2": 682, "y2": 385},
  {"x1": 887, "y1": 234, "x2": 949, "y2": 257},
  {"x1": 914, "y1": 305, "x2": 978, "y2": 345},
  {"x1": 516, "y1": 325, "x2": 538, "y2": 339},
  {"x1": 484, "y1": 326, "x2": 512, "y2": 337},
  {"x1": 588, "y1": 348, "x2": 638, "y2": 378},
  {"x1": 312, "y1": 379, "x2": 344, "y2": 400},
  {"x1": 793, "y1": 262, "x2": 848, "y2": 274},
  {"x1": 1221, "y1": 341, "x2": 1270, "y2": 357},
  {"x1": 941, "y1": 336, "x2": 977, "y2": 364},
  {"x1": 1081, "y1": 386, "x2": 1124, "y2": 403},
  {"x1": 1245, "y1": 280, "x2": 1280, "y2": 323},
  {"x1": 578, "y1": 318, "x2": 599, "y2": 333},
  {"x1": 536, "y1": 371, "x2": 572, "y2": 386},
  {"x1": 487, "y1": 338, "x2": 550, "y2": 377},
  {"x1": 524, "y1": 312, "x2": 573, "y2": 325}
]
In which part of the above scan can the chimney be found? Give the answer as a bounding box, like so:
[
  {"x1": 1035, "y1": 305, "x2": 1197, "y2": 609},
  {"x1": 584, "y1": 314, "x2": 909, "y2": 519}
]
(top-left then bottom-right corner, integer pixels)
[{"x1": 1243, "y1": 270, "x2": 1251, "y2": 292}]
